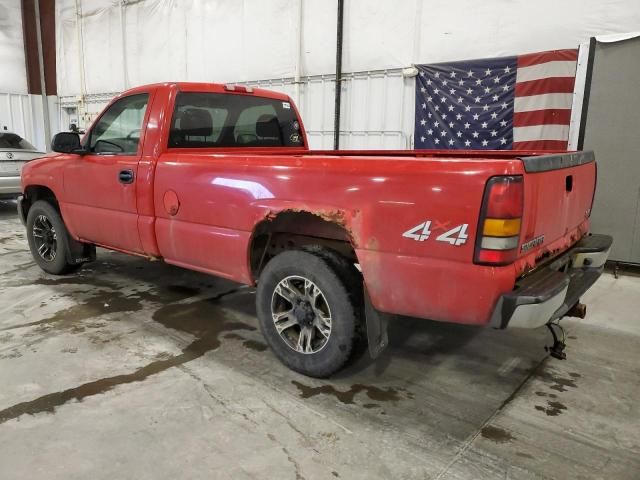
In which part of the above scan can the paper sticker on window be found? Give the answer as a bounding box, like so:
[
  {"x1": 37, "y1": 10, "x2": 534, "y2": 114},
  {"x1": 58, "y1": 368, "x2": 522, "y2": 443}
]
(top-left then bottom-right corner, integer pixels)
[{"x1": 282, "y1": 102, "x2": 291, "y2": 110}]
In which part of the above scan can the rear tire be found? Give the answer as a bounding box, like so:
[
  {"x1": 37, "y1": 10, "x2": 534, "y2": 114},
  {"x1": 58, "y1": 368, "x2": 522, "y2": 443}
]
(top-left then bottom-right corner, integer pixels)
[
  {"x1": 26, "y1": 200, "x2": 82, "y2": 275},
  {"x1": 256, "y1": 248, "x2": 360, "y2": 378}
]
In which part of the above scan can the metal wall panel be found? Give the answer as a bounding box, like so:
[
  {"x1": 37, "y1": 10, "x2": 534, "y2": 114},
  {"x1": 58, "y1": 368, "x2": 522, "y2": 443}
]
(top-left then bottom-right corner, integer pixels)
[
  {"x1": 0, "y1": 93, "x2": 58, "y2": 152},
  {"x1": 584, "y1": 36, "x2": 640, "y2": 264},
  {"x1": 245, "y1": 69, "x2": 415, "y2": 149}
]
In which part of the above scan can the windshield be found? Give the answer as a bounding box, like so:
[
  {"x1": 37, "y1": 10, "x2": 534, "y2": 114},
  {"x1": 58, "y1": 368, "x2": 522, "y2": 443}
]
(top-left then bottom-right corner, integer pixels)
[
  {"x1": 169, "y1": 92, "x2": 304, "y2": 148},
  {"x1": 0, "y1": 133, "x2": 38, "y2": 150}
]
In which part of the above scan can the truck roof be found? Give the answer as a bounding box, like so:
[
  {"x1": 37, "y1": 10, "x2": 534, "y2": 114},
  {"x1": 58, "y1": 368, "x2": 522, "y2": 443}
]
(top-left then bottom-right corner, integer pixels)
[{"x1": 119, "y1": 82, "x2": 291, "y2": 101}]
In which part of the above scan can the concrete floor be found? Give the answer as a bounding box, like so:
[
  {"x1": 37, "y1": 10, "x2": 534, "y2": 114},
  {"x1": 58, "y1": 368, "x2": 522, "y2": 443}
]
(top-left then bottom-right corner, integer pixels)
[{"x1": 0, "y1": 200, "x2": 638, "y2": 480}]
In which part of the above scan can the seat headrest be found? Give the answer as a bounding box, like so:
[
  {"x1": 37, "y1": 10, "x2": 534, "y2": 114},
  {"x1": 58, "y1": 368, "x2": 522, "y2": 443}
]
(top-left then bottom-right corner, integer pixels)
[
  {"x1": 237, "y1": 133, "x2": 257, "y2": 145},
  {"x1": 255, "y1": 114, "x2": 281, "y2": 139},
  {"x1": 180, "y1": 108, "x2": 213, "y2": 136}
]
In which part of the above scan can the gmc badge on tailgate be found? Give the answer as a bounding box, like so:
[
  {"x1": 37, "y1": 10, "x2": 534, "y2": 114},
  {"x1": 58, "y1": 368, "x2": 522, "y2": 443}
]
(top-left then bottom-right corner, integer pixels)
[{"x1": 521, "y1": 235, "x2": 545, "y2": 252}]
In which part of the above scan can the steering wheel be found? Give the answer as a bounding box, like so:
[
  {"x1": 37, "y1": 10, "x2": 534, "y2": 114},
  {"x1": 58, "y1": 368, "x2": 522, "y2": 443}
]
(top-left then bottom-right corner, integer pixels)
[
  {"x1": 126, "y1": 129, "x2": 141, "y2": 140},
  {"x1": 94, "y1": 139, "x2": 124, "y2": 153}
]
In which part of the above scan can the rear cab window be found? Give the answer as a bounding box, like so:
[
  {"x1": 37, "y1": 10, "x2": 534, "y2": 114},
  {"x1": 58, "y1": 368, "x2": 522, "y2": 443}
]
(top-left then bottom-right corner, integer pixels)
[
  {"x1": 169, "y1": 92, "x2": 304, "y2": 148},
  {"x1": 0, "y1": 133, "x2": 37, "y2": 151}
]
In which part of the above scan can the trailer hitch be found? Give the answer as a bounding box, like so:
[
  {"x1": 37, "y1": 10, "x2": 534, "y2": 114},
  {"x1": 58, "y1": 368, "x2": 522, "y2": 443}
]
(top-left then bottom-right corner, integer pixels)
[
  {"x1": 545, "y1": 321, "x2": 566, "y2": 360},
  {"x1": 545, "y1": 301, "x2": 587, "y2": 360}
]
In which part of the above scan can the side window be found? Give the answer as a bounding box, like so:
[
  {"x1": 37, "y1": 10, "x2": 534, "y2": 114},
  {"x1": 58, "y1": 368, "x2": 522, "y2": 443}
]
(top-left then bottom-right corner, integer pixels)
[{"x1": 88, "y1": 94, "x2": 149, "y2": 154}]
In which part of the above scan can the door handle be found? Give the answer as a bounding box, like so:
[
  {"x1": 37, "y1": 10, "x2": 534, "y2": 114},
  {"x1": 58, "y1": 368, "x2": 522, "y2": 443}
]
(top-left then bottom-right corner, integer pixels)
[{"x1": 118, "y1": 169, "x2": 134, "y2": 184}]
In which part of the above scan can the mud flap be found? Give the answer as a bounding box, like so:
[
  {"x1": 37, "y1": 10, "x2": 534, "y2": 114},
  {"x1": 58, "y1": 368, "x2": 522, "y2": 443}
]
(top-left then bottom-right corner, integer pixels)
[
  {"x1": 364, "y1": 289, "x2": 389, "y2": 359},
  {"x1": 64, "y1": 234, "x2": 96, "y2": 265}
]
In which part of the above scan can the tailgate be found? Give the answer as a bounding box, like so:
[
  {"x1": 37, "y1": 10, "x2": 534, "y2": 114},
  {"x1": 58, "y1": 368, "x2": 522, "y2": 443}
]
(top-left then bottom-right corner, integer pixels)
[{"x1": 517, "y1": 151, "x2": 596, "y2": 268}]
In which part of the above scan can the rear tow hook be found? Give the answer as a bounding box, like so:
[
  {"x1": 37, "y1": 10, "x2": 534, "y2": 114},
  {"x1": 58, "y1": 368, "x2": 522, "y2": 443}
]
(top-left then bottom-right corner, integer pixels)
[{"x1": 545, "y1": 321, "x2": 567, "y2": 360}]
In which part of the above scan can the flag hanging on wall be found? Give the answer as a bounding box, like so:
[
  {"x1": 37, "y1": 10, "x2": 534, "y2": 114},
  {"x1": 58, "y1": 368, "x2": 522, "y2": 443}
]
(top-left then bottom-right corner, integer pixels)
[{"x1": 414, "y1": 49, "x2": 578, "y2": 150}]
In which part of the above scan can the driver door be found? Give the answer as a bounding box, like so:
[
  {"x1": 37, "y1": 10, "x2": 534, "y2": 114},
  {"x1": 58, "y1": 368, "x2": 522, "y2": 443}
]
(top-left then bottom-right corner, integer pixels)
[{"x1": 62, "y1": 93, "x2": 150, "y2": 253}]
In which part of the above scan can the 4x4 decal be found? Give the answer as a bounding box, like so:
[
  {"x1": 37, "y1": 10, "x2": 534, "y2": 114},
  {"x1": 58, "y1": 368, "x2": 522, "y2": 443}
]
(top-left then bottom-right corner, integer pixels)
[{"x1": 403, "y1": 220, "x2": 469, "y2": 246}]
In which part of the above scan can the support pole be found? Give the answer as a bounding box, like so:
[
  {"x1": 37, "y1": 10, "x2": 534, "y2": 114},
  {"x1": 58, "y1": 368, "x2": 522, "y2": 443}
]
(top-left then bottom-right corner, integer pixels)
[
  {"x1": 577, "y1": 37, "x2": 597, "y2": 150},
  {"x1": 33, "y1": 0, "x2": 51, "y2": 150},
  {"x1": 333, "y1": 0, "x2": 344, "y2": 150},
  {"x1": 75, "y1": 0, "x2": 87, "y2": 125},
  {"x1": 119, "y1": 0, "x2": 129, "y2": 91},
  {"x1": 293, "y1": 0, "x2": 303, "y2": 107}
]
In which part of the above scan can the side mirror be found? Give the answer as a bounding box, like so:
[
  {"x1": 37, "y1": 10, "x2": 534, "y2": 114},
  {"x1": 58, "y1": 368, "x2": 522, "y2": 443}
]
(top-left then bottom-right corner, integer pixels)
[{"x1": 51, "y1": 132, "x2": 85, "y2": 154}]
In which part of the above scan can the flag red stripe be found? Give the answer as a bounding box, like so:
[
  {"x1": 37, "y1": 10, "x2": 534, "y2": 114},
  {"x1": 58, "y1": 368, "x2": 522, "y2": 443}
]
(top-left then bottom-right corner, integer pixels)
[
  {"x1": 517, "y1": 49, "x2": 578, "y2": 67},
  {"x1": 515, "y1": 77, "x2": 576, "y2": 96},
  {"x1": 513, "y1": 49, "x2": 578, "y2": 150},
  {"x1": 513, "y1": 109, "x2": 572, "y2": 127},
  {"x1": 512, "y1": 140, "x2": 569, "y2": 150}
]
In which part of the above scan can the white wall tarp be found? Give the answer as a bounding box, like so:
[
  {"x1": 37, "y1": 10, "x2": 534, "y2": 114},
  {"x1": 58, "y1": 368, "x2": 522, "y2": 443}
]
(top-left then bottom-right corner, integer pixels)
[
  {"x1": 55, "y1": 0, "x2": 640, "y2": 148},
  {"x1": 0, "y1": 0, "x2": 28, "y2": 93},
  {"x1": 57, "y1": 0, "x2": 303, "y2": 96},
  {"x1": 56, "y1": 0, "x2": 640, "y2": 97},
  {"x1": 415, "y1": 0, "x2": 640, "y2": 68}
]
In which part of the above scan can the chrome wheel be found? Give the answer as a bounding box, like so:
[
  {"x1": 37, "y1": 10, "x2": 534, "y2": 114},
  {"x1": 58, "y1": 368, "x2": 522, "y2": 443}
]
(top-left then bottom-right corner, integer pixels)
[
  {"x1": 32, "y1": 214, "x2": 57, "y2": 262},
  {"x1": 271, "y1": 275, "x2": 332, "y2": 354}
]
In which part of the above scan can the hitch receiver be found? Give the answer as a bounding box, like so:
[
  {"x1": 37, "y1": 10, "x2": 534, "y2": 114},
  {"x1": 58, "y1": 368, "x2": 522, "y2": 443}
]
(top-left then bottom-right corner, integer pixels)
[{"x1": 566, "y1": 302, "x2": 586, "y2": 319}]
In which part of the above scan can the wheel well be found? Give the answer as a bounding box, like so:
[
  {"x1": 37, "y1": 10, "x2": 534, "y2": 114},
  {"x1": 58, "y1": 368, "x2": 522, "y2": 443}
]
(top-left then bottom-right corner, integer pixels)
[
  {"x1": 22, "y1": 186, "x2": 58, "y2": 217},
  {"x1": 249, "y1": 210, "x2": 357, "y2": 279}
]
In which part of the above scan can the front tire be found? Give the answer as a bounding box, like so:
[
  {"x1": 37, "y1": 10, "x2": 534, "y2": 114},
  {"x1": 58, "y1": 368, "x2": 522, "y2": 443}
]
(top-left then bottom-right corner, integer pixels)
[
  {"x1": 256, "y1": 248, "x2": 360, "y2": 378},
  {"x1": 26, "y1": 200, "x2": 81, "y2": 275}
]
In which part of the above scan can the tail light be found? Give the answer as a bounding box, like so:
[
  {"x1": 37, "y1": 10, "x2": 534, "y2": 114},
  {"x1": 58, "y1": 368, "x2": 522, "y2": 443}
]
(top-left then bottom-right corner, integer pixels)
[{"x1": 474, "y1": 175, "x2": 524, "y2": 266}]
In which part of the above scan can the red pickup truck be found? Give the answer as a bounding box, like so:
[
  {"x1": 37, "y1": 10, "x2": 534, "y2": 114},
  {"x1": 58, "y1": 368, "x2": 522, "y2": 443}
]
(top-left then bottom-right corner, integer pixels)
[{"x1": 19, "y1": 82, "x2": 611, "y2": 377}]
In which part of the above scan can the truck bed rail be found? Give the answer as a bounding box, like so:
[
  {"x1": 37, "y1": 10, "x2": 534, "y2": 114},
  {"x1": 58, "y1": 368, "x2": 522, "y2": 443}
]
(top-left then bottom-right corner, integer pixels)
[{"x1": 518, "y1": 151, "x2": 595, "y2": 173}]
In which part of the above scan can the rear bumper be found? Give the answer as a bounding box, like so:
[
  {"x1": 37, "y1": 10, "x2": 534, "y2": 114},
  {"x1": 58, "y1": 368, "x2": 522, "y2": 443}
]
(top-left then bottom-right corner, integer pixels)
[
  {"x1": 0, "y1": 176, "x2": 21, "y2": 197},
  {"x1": 490, "y1": 234, "x2": 613, "y2": 329}
]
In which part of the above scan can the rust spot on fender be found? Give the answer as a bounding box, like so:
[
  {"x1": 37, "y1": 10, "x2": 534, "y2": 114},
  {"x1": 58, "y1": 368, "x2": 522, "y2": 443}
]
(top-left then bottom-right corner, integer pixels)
[
  {"x1": 320, "y1": 209, "x2": 345, "y2": 223},
  {"x1": 265, "y1": 210, "x2": 278, "y2": 221},
  {"x1": 265, "y1": 208, "x2": 346, "y2": 224},
  {"x1": 264, "y1": 207, "x2": 362, "y2": 246}
]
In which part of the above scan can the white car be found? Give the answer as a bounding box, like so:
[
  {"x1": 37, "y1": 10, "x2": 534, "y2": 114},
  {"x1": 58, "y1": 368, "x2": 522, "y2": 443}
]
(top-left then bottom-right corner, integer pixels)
[{"x1": 0, "y1": 131, "x2": 44, "y2": 200}]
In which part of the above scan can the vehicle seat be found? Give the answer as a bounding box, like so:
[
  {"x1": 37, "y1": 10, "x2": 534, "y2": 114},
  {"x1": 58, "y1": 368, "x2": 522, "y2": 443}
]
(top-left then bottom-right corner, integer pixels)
[
  {"x1": 255, "y1": 115, "x2": 282, "y2": 146},
  {"x1": 171, "y1": 108, "x2": 214, "y2": 147},
  {"x1": 236, "y1": 133, "x2": 258, "y2": 145},
  {"x1": 169, "y1": 111, "x2": 186, "y2": 147}
]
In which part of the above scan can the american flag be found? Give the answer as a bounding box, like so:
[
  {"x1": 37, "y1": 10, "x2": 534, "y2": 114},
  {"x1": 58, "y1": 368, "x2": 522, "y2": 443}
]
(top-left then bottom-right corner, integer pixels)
[{"x1": 414, "y1": 49, "x2": 578, "y2": 150}]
